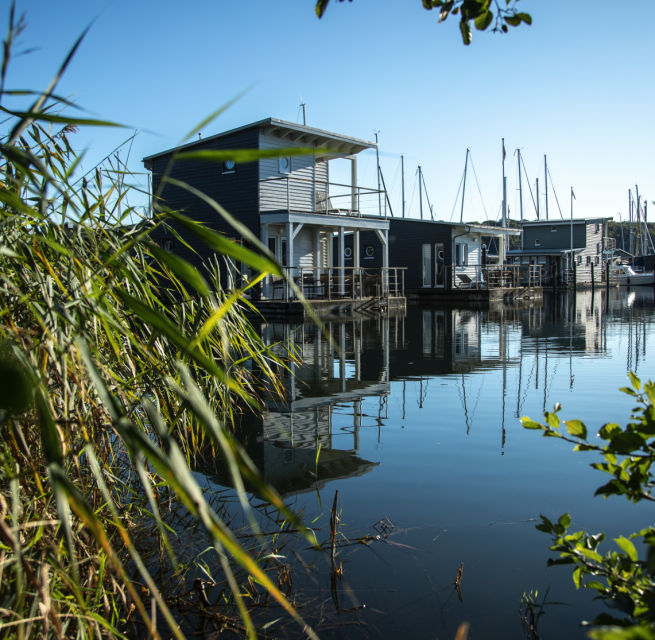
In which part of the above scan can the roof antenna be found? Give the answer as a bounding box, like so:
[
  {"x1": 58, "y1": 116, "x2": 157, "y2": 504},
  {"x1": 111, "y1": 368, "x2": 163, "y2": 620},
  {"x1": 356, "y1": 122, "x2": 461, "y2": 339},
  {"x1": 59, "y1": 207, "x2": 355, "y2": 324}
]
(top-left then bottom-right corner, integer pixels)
[
  {"x1": 300, "y1": 98, "x2": 306, "y2": 125},
  {"x1": 198, "y1": 133, "x2": 202, "y2": 140}
]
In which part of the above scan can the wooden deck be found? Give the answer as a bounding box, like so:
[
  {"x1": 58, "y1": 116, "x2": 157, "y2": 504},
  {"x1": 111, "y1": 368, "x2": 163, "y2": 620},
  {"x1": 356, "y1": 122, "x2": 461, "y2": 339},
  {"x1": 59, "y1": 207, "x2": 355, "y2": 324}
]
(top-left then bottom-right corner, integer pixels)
[
  {"x1": 405, "y1": 287, "x2": 543, "y2": 303},
  {"x1": 250, "y1": 296, "x2": 406, "y2": 319}
]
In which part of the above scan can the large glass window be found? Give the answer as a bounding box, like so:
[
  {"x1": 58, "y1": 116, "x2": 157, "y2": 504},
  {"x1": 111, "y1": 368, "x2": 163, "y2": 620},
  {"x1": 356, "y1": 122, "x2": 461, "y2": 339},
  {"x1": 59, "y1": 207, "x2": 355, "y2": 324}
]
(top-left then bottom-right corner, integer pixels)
[{"x1": 422, "y1": 244, "x2": 431, "y2": 287}]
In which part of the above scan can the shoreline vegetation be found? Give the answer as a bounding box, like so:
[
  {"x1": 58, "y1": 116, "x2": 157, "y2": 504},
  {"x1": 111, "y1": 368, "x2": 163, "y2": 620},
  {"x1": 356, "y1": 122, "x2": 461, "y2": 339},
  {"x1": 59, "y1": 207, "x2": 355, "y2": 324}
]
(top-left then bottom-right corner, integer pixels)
[{"x1": 0, "y1": 7, "x2": 328, "y2": 638}]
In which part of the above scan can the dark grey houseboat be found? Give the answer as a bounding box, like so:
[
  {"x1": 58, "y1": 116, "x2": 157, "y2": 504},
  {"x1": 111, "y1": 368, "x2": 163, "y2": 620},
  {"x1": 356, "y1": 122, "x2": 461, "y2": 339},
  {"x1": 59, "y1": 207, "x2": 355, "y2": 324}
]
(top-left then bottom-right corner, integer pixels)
[
  {"x1": 343, "y1": 219, "x2": 527, "y2": 301},
  {"x1": 143, "y1": 118, "x2": 405, "y2": 317},
  {"x1": 507, "y1": 218, "x2": 613, "y2": 286}
]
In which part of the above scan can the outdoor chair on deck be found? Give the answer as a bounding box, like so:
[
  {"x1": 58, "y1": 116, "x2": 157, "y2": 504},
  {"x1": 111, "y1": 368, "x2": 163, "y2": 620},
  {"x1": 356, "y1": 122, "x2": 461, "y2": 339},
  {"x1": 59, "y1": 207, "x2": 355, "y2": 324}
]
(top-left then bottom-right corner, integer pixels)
[{"x1": 456, "y1": 273, "x2": 475, "y2": 289}]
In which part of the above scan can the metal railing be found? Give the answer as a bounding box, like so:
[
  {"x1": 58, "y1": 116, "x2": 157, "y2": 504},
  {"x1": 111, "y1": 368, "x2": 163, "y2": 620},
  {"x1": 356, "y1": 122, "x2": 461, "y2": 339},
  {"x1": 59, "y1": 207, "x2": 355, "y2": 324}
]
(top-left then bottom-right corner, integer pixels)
[
  {"x1": 262, "y1": 266, "x2": 406, "y2": 302},
  {"x1": 604, "y1": 237, "x2": 617, "y2": 251},
  {"x1": 259, "y1": 177, "x2": 387, "y2": 218},
  {"x1": 451, "y1": 264, "x2": 543, "y2": 289}
]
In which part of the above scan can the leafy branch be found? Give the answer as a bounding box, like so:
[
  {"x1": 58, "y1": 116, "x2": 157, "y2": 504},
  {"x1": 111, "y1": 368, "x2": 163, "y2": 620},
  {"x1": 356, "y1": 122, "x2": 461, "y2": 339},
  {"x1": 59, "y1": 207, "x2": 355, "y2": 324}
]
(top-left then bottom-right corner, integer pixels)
[
  {"x1": 522, "y1": 373, "x2": 655, "y2": 640},
  {"x1": 315, "y1": 0, "x2": 532, "y2": 45}
]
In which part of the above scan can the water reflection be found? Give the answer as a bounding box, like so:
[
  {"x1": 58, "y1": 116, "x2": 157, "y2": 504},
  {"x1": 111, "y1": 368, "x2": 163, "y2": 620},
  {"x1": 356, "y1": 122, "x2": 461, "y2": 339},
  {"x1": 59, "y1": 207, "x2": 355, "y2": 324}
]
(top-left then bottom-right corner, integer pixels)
[
  {"x1": 198, "y1": 287, "x2": 655, "y2": 639},
  {"x1": 217, "y1": 288, "x2": 655, "y2": 499}
]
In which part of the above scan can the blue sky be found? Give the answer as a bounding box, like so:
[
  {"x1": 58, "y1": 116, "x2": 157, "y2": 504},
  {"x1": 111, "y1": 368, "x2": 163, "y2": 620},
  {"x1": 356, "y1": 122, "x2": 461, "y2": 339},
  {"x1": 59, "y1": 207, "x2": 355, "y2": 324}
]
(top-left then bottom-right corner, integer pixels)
[{"x1": 6, "y1": 0, "x2": 654, "y2": 224}]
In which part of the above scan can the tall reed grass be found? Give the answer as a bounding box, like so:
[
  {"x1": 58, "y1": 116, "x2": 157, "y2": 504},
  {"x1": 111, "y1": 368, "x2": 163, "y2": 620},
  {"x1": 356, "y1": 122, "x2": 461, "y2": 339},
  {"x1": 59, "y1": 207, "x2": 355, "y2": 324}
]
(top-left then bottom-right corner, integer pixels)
[{"x1": 0, "y1": 6, "x2": 319, "y2": 638}]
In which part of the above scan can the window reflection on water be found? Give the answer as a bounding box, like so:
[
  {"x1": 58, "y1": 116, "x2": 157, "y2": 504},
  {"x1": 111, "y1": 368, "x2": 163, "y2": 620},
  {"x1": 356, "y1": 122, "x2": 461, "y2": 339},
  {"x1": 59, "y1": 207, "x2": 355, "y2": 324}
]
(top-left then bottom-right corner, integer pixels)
[{"x1": 197, "y1": 287, "x2": 655, "y2": 639}]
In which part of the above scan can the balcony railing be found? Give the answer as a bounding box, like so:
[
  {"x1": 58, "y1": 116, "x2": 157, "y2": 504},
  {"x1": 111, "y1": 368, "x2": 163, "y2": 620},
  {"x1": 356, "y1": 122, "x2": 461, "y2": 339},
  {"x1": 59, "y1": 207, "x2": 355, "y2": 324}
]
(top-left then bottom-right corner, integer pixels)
[
  {"x1": 260, "y1": 177, "x2": 388, "y2": 218},
  {"x1": 451, "y1": 264, "x2": 543, "y2": 289},
  {"x1": 261, "y1": 267, "x2": 406, "y2": 302},
  {"x1": 604, "y1": 237, "x2": 617, "y2": 251}
]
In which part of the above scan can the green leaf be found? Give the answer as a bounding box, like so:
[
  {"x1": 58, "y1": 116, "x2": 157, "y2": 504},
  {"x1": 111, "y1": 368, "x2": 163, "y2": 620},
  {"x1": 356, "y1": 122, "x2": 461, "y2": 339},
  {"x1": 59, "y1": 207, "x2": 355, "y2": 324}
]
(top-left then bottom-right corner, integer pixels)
[
  {"x1": 459, "y1": 18, "x2": 472, "y2": 44},
  {"x1": 545, "y1": 411, "x2": 560, "y2": 429},
  {"x1": 619, "y1": 387, "x2": 637, "y2": 397},
  {"x1": 177, "y1": 148, "x2": 323, "y2": 164},
  {"x1": 599, "y1": 423, "x2": 622, "y2": 439},
  {"x1": 558, "y1": 513, "x2": 572, "y2": 529},
  {"x1": 565, "y1": 419, "x2": 588, "y2": 440},
  {"x1": 573, "y1": 565, "x2": 583, "y2": 588},
  {"x1": 504, "y1": 14, "x2": 521, "y2": 26},
  {"x1": 0, "y1": 107, "x2": 125, "y2": 128},
  {"x1": 585, "y1": 581, "x2": 607, "y2": 591},
  {"x1": 315, "y1": 0, "x2": 330, "y2": 18},
  {"x1": 615, "y1": 536, "x2": 639, "y2": 562},
  {"x1": 578, "y1": 548, "x2": 604, "y2": 563},
  {"x1": 629, "y1": 372, "x2": 641, "y2": 391},
  {"x1": 474, "y1": 9, "x2": 493, "y2": 30},
  {"x1": 0, "y1": 353, "x2": 31, "y2": 413},
  {"x1": 516, "y1": 12, "x2": 532, "y2": 24},
  {"x1": 521, "y1": 417, "x2": 543, "y2": 430},
  {"x1": 147, "y1": 242, "x2": 210, "y2": 297},
  {"x1": 609, "y1": 431, "x2": 646, "y2": 454}
]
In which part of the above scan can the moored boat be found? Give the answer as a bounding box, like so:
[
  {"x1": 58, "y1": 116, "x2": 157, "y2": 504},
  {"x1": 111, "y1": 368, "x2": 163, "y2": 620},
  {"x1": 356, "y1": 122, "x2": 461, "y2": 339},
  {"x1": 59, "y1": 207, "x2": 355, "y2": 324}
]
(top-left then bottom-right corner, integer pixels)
[{"x1": 611, "y1": 264, "x2": 655, "y2": 286}]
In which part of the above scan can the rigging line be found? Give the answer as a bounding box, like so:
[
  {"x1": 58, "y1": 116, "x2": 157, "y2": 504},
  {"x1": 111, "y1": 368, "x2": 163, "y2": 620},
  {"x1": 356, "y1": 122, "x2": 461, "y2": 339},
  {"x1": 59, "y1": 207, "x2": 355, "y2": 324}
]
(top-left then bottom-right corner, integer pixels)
[
  {"x1": 450, "y1": 169, "x2": 466, "y2": 222},
  {"x1": 421, "y1": 171, "x2": 435, "y2": 220},
  {"x1": 408, "y1": 171, "x2": 418, "y2": 218},
  {"x1": 520, "y1": 155, "x2": 538, "y2": 217},
  {"x1": 468, "y1": 153, "x2": 489, "y2": 220},
  {"x1": 389, "y1": 157, "x2": 402, "y2": 213},
  {"x1": 69, "y1": 131, "x2": 139, "y2": 189},
  {"x1": 546, "y1": 167, "x2": 564, "y2": 219}
]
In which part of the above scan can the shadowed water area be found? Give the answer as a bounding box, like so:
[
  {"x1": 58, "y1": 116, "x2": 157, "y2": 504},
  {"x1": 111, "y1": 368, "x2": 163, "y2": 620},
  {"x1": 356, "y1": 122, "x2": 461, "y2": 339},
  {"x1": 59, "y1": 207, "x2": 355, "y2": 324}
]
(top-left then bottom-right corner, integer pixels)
[{"x1": 198, "y1": 288, "x2": 655, "y2": 639}]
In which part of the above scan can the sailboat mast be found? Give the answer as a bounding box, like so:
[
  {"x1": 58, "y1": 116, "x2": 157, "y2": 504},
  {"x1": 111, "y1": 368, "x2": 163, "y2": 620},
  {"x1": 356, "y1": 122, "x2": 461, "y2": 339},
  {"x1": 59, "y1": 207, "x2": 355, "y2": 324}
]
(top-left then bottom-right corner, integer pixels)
[
  {"x1": 375, "y1": 133, "x2": 381, "y2": 216},
  {"x1": 460, "y1": 149, "x2": 469, "y2": 224},
  {"x1": 636, "y1": 185, "x2": 645, "y2": 257},
  {"x1": 544, "y1": 155, "x2": 549, "y2": 221},
  {"x1": 401, "y1": 154, "x2": 405, "y2": 218},
  {"x1": 418, "y1": 165, "x2": 423, "y2": 220},
  {"x1": 517, "y1": 149, "x2": 523, "y2": 222},
  {"x1": 629, "y1": 189, "x2": 633, "y2": 257},
  {"x1": 536, "y1": 177, "x2": 540, "y2": 220},
  {"x1": 502, "y1": 139, "x2": 507, "y2": 228}
]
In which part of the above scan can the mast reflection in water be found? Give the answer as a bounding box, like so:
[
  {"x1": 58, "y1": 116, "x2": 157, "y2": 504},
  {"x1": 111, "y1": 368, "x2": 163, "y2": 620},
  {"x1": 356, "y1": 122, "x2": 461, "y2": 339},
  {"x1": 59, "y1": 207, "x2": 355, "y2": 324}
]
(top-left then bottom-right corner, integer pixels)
[{"x1": 199, "y1": 287, "x2": 655, "y2": 640}]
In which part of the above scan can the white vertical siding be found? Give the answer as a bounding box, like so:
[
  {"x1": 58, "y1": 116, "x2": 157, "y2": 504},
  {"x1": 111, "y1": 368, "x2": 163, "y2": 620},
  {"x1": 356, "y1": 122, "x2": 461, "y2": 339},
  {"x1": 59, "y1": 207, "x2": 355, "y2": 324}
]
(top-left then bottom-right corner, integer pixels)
[{"x1": 293, "y1": 227, "x2": 314, "y2": 268}]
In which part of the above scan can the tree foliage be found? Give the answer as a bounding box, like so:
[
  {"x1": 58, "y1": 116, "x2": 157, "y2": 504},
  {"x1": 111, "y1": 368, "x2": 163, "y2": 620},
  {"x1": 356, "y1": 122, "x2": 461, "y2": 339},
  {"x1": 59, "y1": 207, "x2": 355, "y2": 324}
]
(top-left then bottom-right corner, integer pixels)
[
  {"x1": 522, "y1": 374, "x2": 655, "y2": 640},
  {"x1": 315, "y1": 0, "x2": 532, "y2": 45}
]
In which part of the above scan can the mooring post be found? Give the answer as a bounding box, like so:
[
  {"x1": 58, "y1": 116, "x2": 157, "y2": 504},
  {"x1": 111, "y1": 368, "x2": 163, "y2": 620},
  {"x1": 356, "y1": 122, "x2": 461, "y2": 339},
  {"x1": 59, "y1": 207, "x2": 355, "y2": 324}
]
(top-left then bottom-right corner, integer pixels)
[
  {"x1": 554, "y1": 263, "x2": 558, "y2": 292},
  {"x1": 591, "y1": 263, "x2": 595, "y2": 290},
  {"x1": 573, "y1": 259, "x2": 577, "y2": 291},
  {"x1": 606, "y1": 260, "x2": 610, "y2": 292}
]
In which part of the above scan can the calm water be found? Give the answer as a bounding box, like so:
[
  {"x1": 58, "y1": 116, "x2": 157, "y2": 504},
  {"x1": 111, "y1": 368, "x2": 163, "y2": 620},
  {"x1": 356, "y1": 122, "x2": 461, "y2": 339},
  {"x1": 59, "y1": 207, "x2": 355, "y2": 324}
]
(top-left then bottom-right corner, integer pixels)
[{"x1": 203, "y1": 288, "x2": 655, "y2": 639}]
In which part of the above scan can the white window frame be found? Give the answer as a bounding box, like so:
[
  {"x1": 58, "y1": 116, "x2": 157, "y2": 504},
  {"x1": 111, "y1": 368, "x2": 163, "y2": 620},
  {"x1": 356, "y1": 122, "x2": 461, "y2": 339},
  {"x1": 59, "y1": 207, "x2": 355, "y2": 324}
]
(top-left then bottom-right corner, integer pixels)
[
  {"x1": 279, "y1": 156, "x2": 291, "y2": 174},
  {"x1": 535, "y1": 239, "x2": 541, "y2": 247},
  {"x1": 551, "y1": 226, "x2": 557, "y2": 232}
]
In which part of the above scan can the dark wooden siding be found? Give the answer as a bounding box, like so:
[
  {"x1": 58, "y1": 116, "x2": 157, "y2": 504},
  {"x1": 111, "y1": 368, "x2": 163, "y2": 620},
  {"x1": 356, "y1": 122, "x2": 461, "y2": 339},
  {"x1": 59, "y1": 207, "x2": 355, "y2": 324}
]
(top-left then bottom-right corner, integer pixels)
[
  {"x1": 523, "y1": 222, "x2": 586, "y2": 250},
  {"x1": 387, "y1": 220, "x2": 453, "y2": 290},
  {"x1": 149, "y1": 128, "x2": 260, "y2": 286}
]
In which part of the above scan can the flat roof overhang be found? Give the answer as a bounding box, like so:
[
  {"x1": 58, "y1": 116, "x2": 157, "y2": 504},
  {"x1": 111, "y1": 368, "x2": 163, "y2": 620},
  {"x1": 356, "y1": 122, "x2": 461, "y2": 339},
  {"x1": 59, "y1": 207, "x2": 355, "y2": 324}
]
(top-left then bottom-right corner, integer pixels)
[
  {"x1": 507, "y1": 248, "x2": 584, "y2": 255},
  {"x1": 521, "y1": 217, "x2": 612, "y2": 226},
  {"x1": 260, "y1": 211, "x2": 390, "y2": 231},
  {"x1": 388, "y1": 218, "x2": 521, "y2": 236},
  {"x1": 143, "y1": 117, "x2": 376, "y2": 166}
]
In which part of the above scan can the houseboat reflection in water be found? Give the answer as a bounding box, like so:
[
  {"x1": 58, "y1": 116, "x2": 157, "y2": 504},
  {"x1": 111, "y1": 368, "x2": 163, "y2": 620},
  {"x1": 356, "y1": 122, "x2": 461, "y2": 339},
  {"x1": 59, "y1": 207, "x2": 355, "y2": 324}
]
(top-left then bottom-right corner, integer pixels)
[{"x1": 201, "y1": 289, "x2": 651, "y2": 497}]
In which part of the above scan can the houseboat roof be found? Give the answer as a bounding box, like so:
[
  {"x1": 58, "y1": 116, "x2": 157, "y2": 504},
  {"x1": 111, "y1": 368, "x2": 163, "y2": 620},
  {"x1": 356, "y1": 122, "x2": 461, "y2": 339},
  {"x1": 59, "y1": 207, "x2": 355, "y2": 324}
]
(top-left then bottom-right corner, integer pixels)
[
  {"x1": 388, "y1": 218, "x2": 521, "y2": 235},
  {"x1": 142, "y1": 118, "x2": 377, "y2": 164},
  {"x1": 507, "y1": 248, "x2": 584, "y2": 255},
  {"x1": 520, "y1": 217, "x2": 612, "y2": 226}
]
